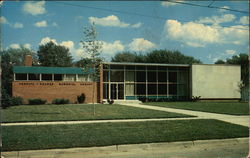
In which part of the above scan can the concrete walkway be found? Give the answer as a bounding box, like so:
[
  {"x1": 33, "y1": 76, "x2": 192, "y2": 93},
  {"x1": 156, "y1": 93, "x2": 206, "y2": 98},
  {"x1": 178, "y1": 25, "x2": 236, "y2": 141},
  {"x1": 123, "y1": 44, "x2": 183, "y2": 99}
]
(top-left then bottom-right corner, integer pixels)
[
  {"x1": 2, "y1": 137, "x2": 249, "y2": 158},
  {"x1": 1, "y1": 117, "x2": 201, "y2": 126},
  {"x1": 119, "y1": 103, "x2": 250, "y2": 127}
]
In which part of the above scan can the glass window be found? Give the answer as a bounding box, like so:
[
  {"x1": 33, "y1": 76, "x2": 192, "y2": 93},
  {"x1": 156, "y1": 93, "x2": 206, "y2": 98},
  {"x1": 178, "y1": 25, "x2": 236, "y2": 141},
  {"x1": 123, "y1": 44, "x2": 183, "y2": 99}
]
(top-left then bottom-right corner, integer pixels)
[
  {"x1": 147, "y1": 71, "x2": 157, "y2": 82},
  {"x1": 125, "y1": 71, "x2": 135, "y2": 82},
  {"x1": 169, "y1": 72, "x2": 177, "y2": 83},
  {"x1": 54, "y1": 74, "x2": 63, "y2": 81},
  {"x1": 110, "y1": 65, "x2": 124, "y2": 70},
  {"x1": 28, "y1": 74, "x2": 40, "y2": 80},
  {"x1": 103, "y1": 71, "x2": 109, "y2": 82},
  {"x1": 178, "y1": 84, "x2": 188, "y2": 96},
  {"x1": 168, "y1": 67, "x2": 178, "y2": 71},
  {"x1": 169, "y1": 84, "x2": 177, "y2": 95},
  {"x1": 147, "y1": 66, "x2": 157, "y2": 70},
  {"x1": 125, "y1": 83, "x2": 135, "y2": 96},
  {"x1": 158, "y1": 66, "x2": 167, "y2": 71},
  {"x1": 78, "y1": 74, "x2": 90, "y2": 81},
  {"x1": 178, "y1": 71, "x2": 188, "y2": 84},
  {"x1": 63, "y1": 74, "x2": 76, "y2": 81},
  {"x1": 136, "y1": 66, "x2": 146, "y2": 70},
  {"x1": 136, "y1": 84, "x2": 146, "y2": 95},
  {"x1": 125, "y1": 65, "x2": 135, "y2": 70},
  {"x1": 136, "y1": 71, "x2": 146, "y2": 82},
  {"x1": 16, "y1": 73, "x2": 27, "y2": 80},
  {"x1": 42, "y1": 74, "x2": 52, "y2": 81},
  {"x1": 110, "y1": 71, "x2": 124, "y2": 82},
  {"x1": 148, "y1": 84, "x2": 157, "y2": 95},
  {"x1": 158, "y1": 84, "x2": 167, "y2": 95},
  {"x1": 103, "y1": 83, "x2": 109, "y2": 99},
  {"x1": 158, "y1": 72, "x2": 167, "y2": 82}
]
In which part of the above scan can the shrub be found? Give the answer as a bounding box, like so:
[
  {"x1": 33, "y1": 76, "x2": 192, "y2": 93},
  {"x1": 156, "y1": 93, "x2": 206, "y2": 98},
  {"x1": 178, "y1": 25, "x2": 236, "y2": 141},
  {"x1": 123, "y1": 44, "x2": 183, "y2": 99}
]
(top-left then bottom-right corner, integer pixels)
[
  {"x1": 77, "y1": 93, "x2": 86, "y2": 103},
  {"x1": 11, "y1": 96, "x2": 23, "y2": 106},
  {"x1": 192, "y1": 96, "x2": 201, "y2": 102},
  {"x1": 138, "y1": 96, "x2": 147, "y2": 103},
  {"x1": 28, "y1": 98, "x2": 47, "y2": 105},
  {"x1": 107, "y1": 99, "x2": 114, "y2": 105},
  {"x1": 52, "y1": 98, "x2": 70, "y2": 105}
]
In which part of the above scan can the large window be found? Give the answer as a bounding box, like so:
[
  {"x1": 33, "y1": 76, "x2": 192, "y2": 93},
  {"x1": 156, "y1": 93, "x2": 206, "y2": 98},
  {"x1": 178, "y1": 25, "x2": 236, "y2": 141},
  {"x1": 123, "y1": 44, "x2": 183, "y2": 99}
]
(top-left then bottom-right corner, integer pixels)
[
  {"x1": 125, "y1": 83, "x2": 135, "y2": 96},
  {"x1": 169, "y1": 72, "x2": 177, "y2": 83},
  {"x1": 125, "y1": 71, "x2": 135, "y2": 82},
  {"x1": 42, "y1": 74, "x2": 52, "y2": 81},
  {"x1": 54, "y1": 74, "x2": 63, "y2": 81},
  {"x1": 158, "y1": 84, "x2": 167, "y2": 95},
  {"x1": 136, "y1": 84, "x2": 146, "y2": 95},
  {"x1": 169, "y1": 84, "x2": 177, "y2": 95},
  {"x1": 147, "y1": 71, "x2": 157, "y2": 82},
  {"x1": 148, "y1": 84, "x2": 157, "y2": 95},
  {"x1": 136, "y1": 71, "x2": 146, "y2": 82},
  {"x1": 16, "y1": 73, "x2": 27, "y2": 80},
  {"x1": 158, "y1": 72, "x2": 167, "y2": 82},
  {"x1": 103, "y1": 71, "x2": 109, "y2": 82},
  {"x1": 64, "y1": 74, "x2": 76, "y2": 81},
  {"x1": 110, "y1": 71, "x2": 124, "y2": 82},
  {"x1": 28, "y1": 74, "x2": 40, "y2": 80}
]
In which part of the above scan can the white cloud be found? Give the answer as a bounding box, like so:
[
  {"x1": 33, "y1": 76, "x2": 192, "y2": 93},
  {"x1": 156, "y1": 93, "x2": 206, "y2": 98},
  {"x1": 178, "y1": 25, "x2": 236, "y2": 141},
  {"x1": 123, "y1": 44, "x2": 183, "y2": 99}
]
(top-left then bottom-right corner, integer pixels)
[
  {"x1": 9, "y1": 44, "x2": 21, "y2": 49},
  {"x1": 13, "y1": 22, "x2": 23, "y2": 28},
  {"x1": 129, "y1": 38, "x2": 156, "y2": 51},
  {"x1": 60, "y1": 41, "x2": 74, "y2": 50},
  {"x1": 9, "y1": 43, "x2": 31, "y2": 49},
  {"x1": 196, "y1": 14, "x2": 236, "y2": 25},
  {"x1": 218, "y1": 6, "x2": 230, "y2": 13},
  {"x1": 164, "y1": 19, "x2": 249, "y2": 47},
  {"x1": 161, "y1": 1, "x2": 183, "y2": 7},
  {"x1": 225, "y1": 49, "x2": 236, "y2": 55},
  {"x1": 40, "y1": 37, "x2": 58, "y2": 45},
  {"x1": 0, "y1": 16, "x2": 8, "y2": 24},
  {"x1": 238, "y1": 16, "x2": 249, "y2": 25},
  {"x1": 102, "y1": 40, "x2": 125, "y2": 55},
  {"x1": 23, "y1": 1, "x2": 46, "y2": 16},
  {"x1": 23, "y1": 43, "x2": 31, "y2": 49},
  {"x1": 34, "y1": 20, "x2": 47, "y2": 27},
  {"x1": 89, "y1": 15, "x2": 141, "y2": 28}
]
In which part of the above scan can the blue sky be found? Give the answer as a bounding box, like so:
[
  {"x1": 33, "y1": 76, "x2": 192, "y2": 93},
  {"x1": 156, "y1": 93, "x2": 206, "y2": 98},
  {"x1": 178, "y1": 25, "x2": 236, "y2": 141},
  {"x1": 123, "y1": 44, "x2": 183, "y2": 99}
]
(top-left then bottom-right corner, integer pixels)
[{"x1": 1, "y1": 1, "x2": 249, "y2": 63}]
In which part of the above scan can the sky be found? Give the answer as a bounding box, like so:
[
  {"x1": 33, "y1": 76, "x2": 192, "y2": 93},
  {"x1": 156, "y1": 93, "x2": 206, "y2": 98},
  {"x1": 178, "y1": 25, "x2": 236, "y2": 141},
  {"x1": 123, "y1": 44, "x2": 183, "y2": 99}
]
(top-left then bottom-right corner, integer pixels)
[{"x1": 0, "y1": 1, "x2": 249, "y2": 63}]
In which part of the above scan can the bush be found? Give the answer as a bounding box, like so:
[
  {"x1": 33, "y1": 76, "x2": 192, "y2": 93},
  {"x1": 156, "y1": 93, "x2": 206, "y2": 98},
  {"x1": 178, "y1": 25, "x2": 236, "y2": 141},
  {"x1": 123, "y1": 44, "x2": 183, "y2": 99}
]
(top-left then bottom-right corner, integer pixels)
[
  {"x1": 192, "y1": 96, "x2": 201, "y2": 102},
  {"x1": 52, "y1": 98, "x2": 70, "y2": 105},
  {"x1": 28, "y1": 98, "x2": 47, "y2": 105},
  {"x1": 77, "y1": 93, "x2": 86, "y2": 103},
  {"x1": 11, "y1": 96, "x2": 23, "y2": 106},
  {"x1": 107, "y1": 99, "x2": 114, "y2": 105}
]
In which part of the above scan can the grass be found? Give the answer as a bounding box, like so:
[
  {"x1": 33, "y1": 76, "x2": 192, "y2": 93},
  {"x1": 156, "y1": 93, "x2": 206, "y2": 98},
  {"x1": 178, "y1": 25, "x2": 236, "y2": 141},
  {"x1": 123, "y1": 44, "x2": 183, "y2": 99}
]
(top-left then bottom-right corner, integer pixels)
[
  {"x1": 2, "y1": 119, "x2": 248, "y2": 151},
  {"x1": 144, "y1": 102, "x2": 249, "y2": 115},
  {"x1": 2, "y1": 104, "x2": 192, "y2": 123}
]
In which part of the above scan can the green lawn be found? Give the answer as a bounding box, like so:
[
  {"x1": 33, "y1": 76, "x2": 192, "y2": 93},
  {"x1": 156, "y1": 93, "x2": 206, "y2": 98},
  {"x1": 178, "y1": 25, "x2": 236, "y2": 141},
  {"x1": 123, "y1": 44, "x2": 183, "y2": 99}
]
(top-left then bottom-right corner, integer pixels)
[
  {"x1": 2, "y1": 119, "x2": 248, "y2": 151},
  {"x1": 144, "y1": 102, "x2": 249, "y2": 115},
  {"x1": 2, "y1": 104, "x2": 192, "y2": 123}
]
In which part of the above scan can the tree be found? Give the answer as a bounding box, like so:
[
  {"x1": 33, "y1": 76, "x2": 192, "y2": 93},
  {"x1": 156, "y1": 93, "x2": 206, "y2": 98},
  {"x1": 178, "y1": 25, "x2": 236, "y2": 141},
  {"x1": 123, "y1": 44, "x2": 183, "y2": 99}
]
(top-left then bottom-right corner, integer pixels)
[
  {"x1": 37, "y1": 41, "x2": 73, "y2": 67},
  {"x1": 81, "y1": 23, "x2": 103, "y2": 115},
  {"x1": 214, "y1": 59, "x2": 225, "y2": 64},
  {"x1": 112, "y1": 50, "x2": 202, "y2": 64},
  {"x1": 1, "y1": 47, "x2": 36, "y2": 108}
]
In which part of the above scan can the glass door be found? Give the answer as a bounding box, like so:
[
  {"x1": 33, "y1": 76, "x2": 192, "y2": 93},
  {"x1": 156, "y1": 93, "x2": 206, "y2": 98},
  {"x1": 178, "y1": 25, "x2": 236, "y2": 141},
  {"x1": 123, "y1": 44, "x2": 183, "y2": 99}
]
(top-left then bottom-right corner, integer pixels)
[
  {"x1": 111, "y1": 84, "x2": 117, "y2": 100},
  {"x1": 110, "y1": 83, "x2": 124, "y2": 100}
]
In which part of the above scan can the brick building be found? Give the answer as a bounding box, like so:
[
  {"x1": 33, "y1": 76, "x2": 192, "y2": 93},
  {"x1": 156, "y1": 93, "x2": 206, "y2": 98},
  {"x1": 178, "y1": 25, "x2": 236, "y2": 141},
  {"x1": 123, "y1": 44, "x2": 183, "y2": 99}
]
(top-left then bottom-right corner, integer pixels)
[{"x1": 12, "y1": 57, "x2": 241, "y2": 103}]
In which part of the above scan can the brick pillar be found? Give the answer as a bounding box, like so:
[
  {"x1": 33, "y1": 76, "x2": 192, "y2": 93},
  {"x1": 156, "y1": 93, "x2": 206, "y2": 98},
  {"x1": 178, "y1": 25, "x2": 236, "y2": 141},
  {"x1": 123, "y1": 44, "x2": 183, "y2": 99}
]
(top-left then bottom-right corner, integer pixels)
[{"x1": 24, "y1": 55, "x2": 32, "y2": 66}]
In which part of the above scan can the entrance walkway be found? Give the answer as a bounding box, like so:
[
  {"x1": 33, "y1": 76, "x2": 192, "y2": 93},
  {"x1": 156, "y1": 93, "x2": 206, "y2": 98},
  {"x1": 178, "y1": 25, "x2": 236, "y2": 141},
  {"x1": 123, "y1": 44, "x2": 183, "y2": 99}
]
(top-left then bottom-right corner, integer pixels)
[{"x1": 119, "y1": 103, "x2": 250, "y2": 127}]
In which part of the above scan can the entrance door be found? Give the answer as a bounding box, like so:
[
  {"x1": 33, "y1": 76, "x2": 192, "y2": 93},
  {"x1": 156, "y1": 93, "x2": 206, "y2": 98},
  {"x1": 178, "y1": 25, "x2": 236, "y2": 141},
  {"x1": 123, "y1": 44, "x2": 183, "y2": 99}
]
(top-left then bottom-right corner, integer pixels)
[{"x1": 110, "y1": 83, "x2": 124, "y2": 100}]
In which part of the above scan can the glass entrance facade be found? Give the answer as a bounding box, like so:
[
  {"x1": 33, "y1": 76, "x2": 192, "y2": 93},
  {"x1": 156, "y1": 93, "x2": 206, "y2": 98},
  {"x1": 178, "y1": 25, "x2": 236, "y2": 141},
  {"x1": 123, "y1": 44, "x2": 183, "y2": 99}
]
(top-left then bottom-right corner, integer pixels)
[{"x1": 102, "y1": 63, "x2": 190, "y2": 100}]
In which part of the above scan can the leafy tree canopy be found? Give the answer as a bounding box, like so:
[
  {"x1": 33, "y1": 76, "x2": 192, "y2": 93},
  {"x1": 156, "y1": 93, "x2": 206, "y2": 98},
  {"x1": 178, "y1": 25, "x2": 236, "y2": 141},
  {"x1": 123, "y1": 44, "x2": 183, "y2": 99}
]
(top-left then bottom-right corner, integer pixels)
[
  {"x1": 215, "y1": 53, "x2": 249, "y2": 85},
  {"x1": 111, "y1": 49, "x2": 202, "y2": 64},
  {"x1": 37, "y1": 41, "x2": 73, "y2": 67}
]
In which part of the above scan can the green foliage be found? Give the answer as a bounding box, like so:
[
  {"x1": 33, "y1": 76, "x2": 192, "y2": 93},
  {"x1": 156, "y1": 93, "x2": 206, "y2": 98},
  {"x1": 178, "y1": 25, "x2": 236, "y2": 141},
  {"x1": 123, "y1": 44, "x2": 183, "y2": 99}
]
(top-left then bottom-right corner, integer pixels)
[
  {"x1": 52, "y1": 98, "x2": 70, "y2": 105},
  {"x1": 81, "y1": 23, "x2": 103, "y2": 82},
  {"x1": 37, "y1": 41, "x2": 73, "y2": 67},
  {"x1": 215, "y1": 53, "x2": 249, "y2": 85},
  {"x1": 77, "y1": 93, "x2": 86, "y2": 103},
  {"x1": 1, "y1": 92, "x2": 23, "y2": 109},
  {"x1": 28, "y1": 98, "x2": 47, "y2": 105},
  {"x1": 111, "y1": 50, "x2": 202, "y2": 64},
  {"x1": 214, "y1": 59, "x2": 226, "y2": 64}
]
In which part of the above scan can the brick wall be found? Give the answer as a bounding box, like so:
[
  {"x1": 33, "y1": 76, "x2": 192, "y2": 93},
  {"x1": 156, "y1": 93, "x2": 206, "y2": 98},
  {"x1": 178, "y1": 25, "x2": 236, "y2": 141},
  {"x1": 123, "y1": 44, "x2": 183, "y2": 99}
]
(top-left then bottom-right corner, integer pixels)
[{"x1": 12, "y1": 81, "x2": 100, "y2": 104}]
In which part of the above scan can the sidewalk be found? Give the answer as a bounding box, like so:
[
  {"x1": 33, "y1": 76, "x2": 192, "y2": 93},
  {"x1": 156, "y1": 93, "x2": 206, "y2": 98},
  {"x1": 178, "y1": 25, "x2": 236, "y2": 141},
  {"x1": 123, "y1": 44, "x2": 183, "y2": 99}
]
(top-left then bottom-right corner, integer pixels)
[
  {"x1": 119, "y1": 103, "x2": 250, "y2": 127},
  {"x1": 1, "y1": 117, "x2": 201, "y2": 126},
  {"x1": 2, "y1": 137, "x2": 249, "y2": 158}
]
